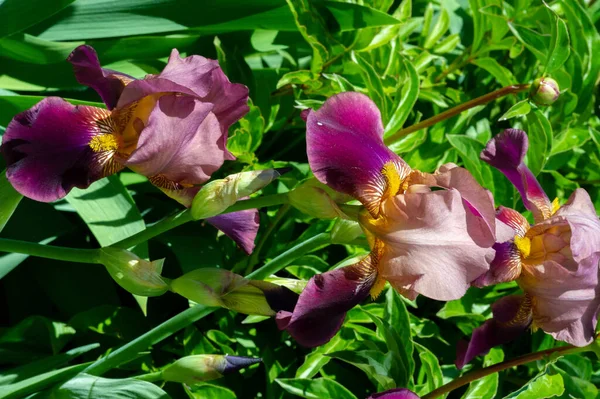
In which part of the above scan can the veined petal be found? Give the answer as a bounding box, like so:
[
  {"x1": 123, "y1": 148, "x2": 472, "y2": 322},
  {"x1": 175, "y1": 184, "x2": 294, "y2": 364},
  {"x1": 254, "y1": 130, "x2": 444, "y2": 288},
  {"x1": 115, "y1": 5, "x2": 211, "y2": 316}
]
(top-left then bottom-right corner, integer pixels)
[
  {"x1": 496, "y1": 206, "x2": 530, "y2": 237},
  {"x1": 125, "y1": 95, "x2": 226, "y2": 185},
  {"x1": 520, "y1": 258, "x2": 600, "y2": 346},
  {"x1": 67, "y1": 45, "x2": 134, "y2": 110},
  {"x1": 306, "y1": 92, "x2": 410, "y2": 217},
  {"x1": 456, "y1": 295, "x2": 532, "y2": 369},
  {"x1": 1, "y1": 97, "x2": 123, "y2": 202},
  {"x1": 207, "y1": 209, "x2": 259, "y2": 255},
  {"x1": 410, "y1": 164, "x2": 497, "y2": 246},
  {"x1": 367, "y1": 388, "x2": 420, "y2": 399},
  {"x1": 361, "y1": 190, "x2": 495, "y2": 301},
  {"x1": 277, "y1": 253, "x2": 378, "y2": 347},
  {"x1": 480, "y1": 129, "x2": 552, "y2": 222},
  {"x1": 472, "y1": 241, "x2": 522, "y2": 287}
]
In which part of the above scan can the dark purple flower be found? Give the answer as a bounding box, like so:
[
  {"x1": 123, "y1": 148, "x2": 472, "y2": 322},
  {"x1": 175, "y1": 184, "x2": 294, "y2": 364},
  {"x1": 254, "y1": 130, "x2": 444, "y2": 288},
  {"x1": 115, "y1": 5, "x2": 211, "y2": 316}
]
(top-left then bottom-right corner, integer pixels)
[
  {"x1": 277, "y1": 252, "x2": 379, "y2": 347},
  {"x1": 367, "y1": 388, "x2": 420, "y2": 399}
]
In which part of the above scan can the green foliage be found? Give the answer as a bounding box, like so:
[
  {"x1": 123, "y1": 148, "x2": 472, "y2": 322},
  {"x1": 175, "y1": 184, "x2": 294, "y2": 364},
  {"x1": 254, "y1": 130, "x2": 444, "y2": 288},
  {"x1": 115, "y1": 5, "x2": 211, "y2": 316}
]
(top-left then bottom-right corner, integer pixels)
[{"x1": 0, "y1": 0, "x2": 598, "y2": 398}]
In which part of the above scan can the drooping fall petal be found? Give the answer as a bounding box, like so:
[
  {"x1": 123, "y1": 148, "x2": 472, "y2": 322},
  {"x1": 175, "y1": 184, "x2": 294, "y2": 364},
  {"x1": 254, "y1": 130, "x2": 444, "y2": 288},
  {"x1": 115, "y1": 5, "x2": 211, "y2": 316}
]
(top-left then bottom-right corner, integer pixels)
[
  {"x1": 472, "y1": 242, "x2": 522, "y2": 287},
  {"x1": 361, "y1": 190, "x2": 495, "y2": 301},
  {"x1": 1, "y1": 97, "x2": 123, "y2": 202},
  {"x1": 207, "y1": 209, "x2": 259, "y2": 255},
  {"x1": 67, "y1": 45, "x2": 134, "y2": 110},
  {"x1": 367, "y1": 388, "x2": 421, "y2": 399},
  {"x1": 306, "y1": 92, "x2": 410, "y2": 217},
  {"x1": 480, "y1": 129, "x2": 552, "y2": 222},
  {"x1": 456, "y1": 295, "x2": 532, "y2": 369},
  {"x1": 277, "y1": 254, "x2": 378, "y2": 347}
]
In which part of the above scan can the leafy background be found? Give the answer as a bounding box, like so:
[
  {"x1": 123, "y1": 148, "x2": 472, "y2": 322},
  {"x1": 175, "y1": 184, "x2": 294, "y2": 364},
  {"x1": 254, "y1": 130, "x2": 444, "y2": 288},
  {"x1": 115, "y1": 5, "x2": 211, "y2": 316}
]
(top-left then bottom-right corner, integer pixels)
[{"x1": 1, "y1": 0, "x2": 600, "y2": 398}]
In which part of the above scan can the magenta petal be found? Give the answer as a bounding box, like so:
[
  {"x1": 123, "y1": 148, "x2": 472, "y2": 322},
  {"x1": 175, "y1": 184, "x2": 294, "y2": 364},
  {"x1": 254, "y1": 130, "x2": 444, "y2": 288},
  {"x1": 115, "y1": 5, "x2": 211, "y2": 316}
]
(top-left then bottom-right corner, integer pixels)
[
  {"x1": 125, "y1": 95, "x2": 225, "y2": 185},
  {"x1": 1, "y1": 97, "x2": 120, "y2": 202},
  {"x1": 67, "y1": 45, "x2": 133, "y2": 110},
  {"x1": 306, "y1": 92, "x2": 410, "y2": 216},
  {"x1": 207, "y1": 209, "x2": 259, "y2": 255},
  {"x1": 277, "y1": 256, "x2": 377, "y2": 347},
  {"x1": 363, "y1": 190, "x2": 495, "y2": 301},
  {"x1": 521, "y1": 258, "x2": 600, "y2": 346},
  {"x1": 480, "y1": 129, "x2": 552, "y2": 222},
  {"x1": 367, "y1": 388, "x2": 421, "y2": 399},
  {"x1": 456, "y1": 295, "x2": 531, "y2": 369}
]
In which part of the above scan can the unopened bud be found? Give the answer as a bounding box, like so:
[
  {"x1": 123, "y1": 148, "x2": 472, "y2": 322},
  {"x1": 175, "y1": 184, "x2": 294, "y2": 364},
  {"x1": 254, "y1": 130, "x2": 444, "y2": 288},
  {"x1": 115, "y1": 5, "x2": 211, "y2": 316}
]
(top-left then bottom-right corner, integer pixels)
[
  {"x1": 289, "y1": 179, "x2": 350, "y2": 219},
  {"x1": 529, "y1": 77, "x2": 560, "y2": 106},
  {"x1": 99, "y1": 248, "x2": 168, "y2": 296},
  {"x1": 191, "y1": 169, "x2": 281, "y2": 220},
  {"x1": 162, "y1": 355, "x2": 261, "y2": 385},
  {"x1": 170, "y1": 268, "x2": 298, "y2": 316}
]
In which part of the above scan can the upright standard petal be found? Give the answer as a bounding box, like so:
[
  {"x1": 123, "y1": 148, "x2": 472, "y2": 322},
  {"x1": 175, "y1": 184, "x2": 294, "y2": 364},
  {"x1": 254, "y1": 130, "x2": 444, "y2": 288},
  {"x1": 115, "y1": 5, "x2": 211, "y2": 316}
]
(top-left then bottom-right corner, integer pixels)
[
  {"x1": 1, "y1": 97, "x2": 123, "y2": 202},
  {"x1": 124, "y1": 95, "x2": 226, "y2": 186},
  {"x1": 207, "y1": 209, "x2": 259, "y2": 255},
  {"x1": 277, "y1": 254, "x2": 378, "y2": 347},
  {"x1": 456, "y1": 295, "x2": 532, "y2": 369},
  {"x1": 520, "y1": 258, "x2": 600, "y2": 346},
  {"x1": 67, "y1": 45, "x2": 134, "y2": 110},
  {"x1": 480, "y1": 129, "x2": 552, "y2": 222},
  {"x1": 367, "y1": 388, "x2": 421, "y2": 399},
  {"x1": 306, "y1": 92, "x2": 410, "y2": 217},
  {"x1": 361, "y1": 190, "x2": 495, "y2": 301}
]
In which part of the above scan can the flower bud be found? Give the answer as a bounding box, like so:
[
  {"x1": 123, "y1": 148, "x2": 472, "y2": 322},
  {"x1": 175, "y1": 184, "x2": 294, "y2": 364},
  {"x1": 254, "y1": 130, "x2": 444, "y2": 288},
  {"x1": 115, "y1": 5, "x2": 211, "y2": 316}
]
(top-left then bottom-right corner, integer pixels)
[
  {"x1": 99, "y1": 248, "x2": 168, "y2": 296},
  {"x1": 529, "y1": 77, "x2": 560, "y2": 106},
  {"x1": 162, "y1": 355, "x2": 261, "y2": 385},
  {"x1": 191, "y1": 169, "x2": 281, "y2": 220},
  {"x1": 169, "y1": 268, "x2": 298, "y2": 316},
  {"x1": 289, "y1": 179, "x2": 350, "y2": 219}
]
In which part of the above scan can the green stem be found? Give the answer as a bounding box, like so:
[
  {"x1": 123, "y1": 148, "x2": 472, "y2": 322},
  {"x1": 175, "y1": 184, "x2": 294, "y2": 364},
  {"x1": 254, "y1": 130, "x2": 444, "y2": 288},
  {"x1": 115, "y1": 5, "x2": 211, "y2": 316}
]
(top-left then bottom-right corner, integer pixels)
[
  {"x1": 133, "y1": 371, "x2": 164, "y2": 383},
  {"x1": 114, "y1": 193, "x2": 289, "y2": 249},
  {"x1": 0, "y1": 238, "x2": 101, "y2": 264},
  {"x1": 245, "y1": 203, "x2": 291, "y2": 275},
  {"x1": 384, "y1": 84, "x2": 531, "y2": 145},
  {"x1": 83, "y1": 305, "x2": 216, "y2": 376},
  {"x1": 85, "y1": 231, "x2": 331, "y2": 376},
  {"x1": 422, "y1": 344, "x2": 588, "y2": 399}
]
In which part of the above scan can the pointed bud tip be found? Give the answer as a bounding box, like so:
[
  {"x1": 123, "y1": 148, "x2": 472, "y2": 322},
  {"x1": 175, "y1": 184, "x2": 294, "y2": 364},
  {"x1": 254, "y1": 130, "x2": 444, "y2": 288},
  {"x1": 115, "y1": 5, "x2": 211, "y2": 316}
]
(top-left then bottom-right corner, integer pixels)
[{"x1": 222, "y1": 356, "x2": 262, "y2": 374}]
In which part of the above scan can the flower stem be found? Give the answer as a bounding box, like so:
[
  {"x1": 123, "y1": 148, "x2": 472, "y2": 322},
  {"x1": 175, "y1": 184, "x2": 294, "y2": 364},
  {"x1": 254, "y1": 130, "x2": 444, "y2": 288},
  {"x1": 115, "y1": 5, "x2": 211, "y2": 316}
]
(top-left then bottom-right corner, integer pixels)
[
  {"x1": 113, "y1": 193, "x2": 289, "y2": 249},
  {"x1": 84, "y1": 231, "x2": 331, "y2": 376},
  {"x1": 384, "y1": 84, "x2": 531, "y2": 145},
  {"x1": 422, "y1": 344, "x2": 589, "y2": 399},
  {"x1": 132, "y1": 371, "x2": 164, "y2": 383},
  {"x1": 0, "y1": 238, "x2": 101, "y2": 264}
]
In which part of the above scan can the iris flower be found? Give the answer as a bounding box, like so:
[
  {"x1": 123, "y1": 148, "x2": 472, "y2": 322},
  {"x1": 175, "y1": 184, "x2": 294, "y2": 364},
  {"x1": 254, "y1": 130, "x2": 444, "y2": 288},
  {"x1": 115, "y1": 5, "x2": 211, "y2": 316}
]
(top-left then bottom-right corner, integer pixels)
[
  {"x1": 367, "y1": 388, "x2": 420, "y2": 399},
  {"x1": 1, "y1": 45, "x2": 259, "y2": 253},
  {"x1": 456, "y1": 129, "x2": 600, "y2": 368},
  {"x1": 277, "y1": 92, "x2": 499, "y2": 347}
]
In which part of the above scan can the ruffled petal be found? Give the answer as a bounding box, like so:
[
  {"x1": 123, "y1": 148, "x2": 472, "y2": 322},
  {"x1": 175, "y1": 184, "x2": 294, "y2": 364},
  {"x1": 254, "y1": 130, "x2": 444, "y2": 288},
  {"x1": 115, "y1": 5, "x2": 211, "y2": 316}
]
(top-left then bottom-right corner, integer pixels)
[
  {"x1": 207, "y1": 209, "x2": 259, "y2": 255},
  {"x1": 480, "y1": 129, "x2": 552, "y2": 222},
  {"x1": 124, "y1": 95, "x2": 226, "y2": 185},
  {"x1": 1, "y1": 97, "x2": 123, "y2": 202},
  {"x1": 277, "y1": 254, "x2": 378, "y2": 347},
  {"x1": 472, "y1": 242, "x2": 522, "y2": 287},
  {"x1": 410, "y1": 164, "x2": 497, "y2": 246},
  {"x1": 306, "y1": 92, "x2": 410, "y2": 217},
  {"x1": 361, "y1": 190, "x2": 495, "y2": 301},
  {"x1": 67, "y1": 45, "x2": 134, "y2": 110},
  {"x1": 368, "y1": 388, "x2": 421, "y2": 399},
  {"x1": 456, "y1": 295, "x2": 532, "y2": 369},
  {"x1": 496, "y1": 206, "x2": 530, "y2": 237},
  {"x1": 520, "y1": 258, "x2": 600, "y2": 346}
]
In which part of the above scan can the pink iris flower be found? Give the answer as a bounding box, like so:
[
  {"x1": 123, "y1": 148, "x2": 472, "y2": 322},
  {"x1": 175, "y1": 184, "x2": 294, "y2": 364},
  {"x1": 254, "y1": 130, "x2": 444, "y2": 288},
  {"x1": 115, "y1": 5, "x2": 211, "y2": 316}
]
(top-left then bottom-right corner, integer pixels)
[
  {"x1": 1, "y1": 45, "x2": 259, "y2": 253},
  {"x1": 278, "y1": 92, "x2": 499, "y2": 347},
  {"x1": 367, "y1": 388, "x2": 420, "y2": 399},
  {"x1": 457, "y1": 129, "x2": 600, "y2": 368}
]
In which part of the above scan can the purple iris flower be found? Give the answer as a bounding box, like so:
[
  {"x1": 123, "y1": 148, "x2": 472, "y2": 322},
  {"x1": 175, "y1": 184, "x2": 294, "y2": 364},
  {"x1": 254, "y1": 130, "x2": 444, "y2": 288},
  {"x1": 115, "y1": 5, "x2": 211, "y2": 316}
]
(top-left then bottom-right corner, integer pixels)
[
  {"x1": 1, "y1": 45, "x2": 259, "y2": 254},
  {"x1": 367, "y1": 388, "x2": 420, "y2": 399},
  {"x1": 457, "y1": 129, "x2": 600, "y2": 368},
  {"x1": 278, "y1": 92, "x2": 499, "y2": 347}
]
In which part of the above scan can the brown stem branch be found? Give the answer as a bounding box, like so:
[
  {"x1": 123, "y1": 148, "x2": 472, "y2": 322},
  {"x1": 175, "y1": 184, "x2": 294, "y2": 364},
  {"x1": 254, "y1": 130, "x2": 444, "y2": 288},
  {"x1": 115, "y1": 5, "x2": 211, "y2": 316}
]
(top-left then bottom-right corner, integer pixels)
[{"x1": 384, "y1": 84, "x2": 530, "y2": 145}]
